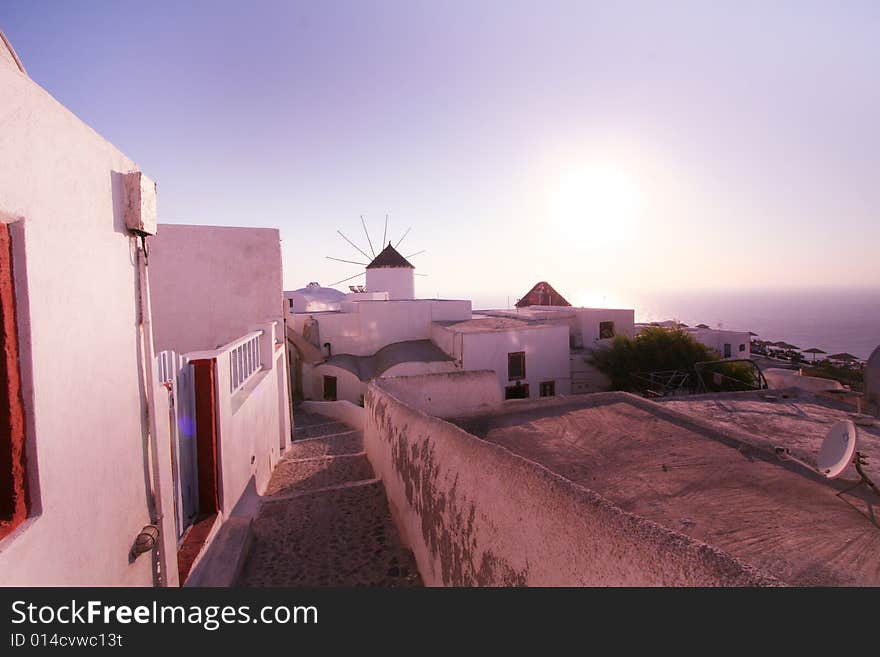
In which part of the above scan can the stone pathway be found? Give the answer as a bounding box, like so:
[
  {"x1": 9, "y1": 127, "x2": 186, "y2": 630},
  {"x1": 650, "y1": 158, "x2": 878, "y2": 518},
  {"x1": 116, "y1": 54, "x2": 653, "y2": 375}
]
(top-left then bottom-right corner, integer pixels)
[{"x1": 237, "y1": 410, "x2": 422, "y2": 587}]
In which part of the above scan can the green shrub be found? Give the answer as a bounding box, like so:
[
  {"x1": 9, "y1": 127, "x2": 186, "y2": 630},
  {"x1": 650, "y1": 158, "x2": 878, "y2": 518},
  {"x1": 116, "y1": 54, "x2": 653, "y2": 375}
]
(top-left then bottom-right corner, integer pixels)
[{"x1": 590, "y1": 327, "x2": 716, "y2": 390}]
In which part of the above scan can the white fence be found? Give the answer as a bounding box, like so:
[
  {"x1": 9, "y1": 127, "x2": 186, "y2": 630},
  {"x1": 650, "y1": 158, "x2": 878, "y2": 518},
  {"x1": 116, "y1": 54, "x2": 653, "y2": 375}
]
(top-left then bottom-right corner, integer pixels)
[{"x1": 154, "y1": 349, "x2": 199, "y2": 541}]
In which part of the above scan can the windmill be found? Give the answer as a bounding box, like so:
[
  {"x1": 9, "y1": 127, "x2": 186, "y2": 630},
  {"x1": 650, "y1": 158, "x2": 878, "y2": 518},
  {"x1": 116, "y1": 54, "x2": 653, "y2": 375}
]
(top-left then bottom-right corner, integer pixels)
[{"x1": 327, "y1": 215, "x2": 427, "y2": 296}]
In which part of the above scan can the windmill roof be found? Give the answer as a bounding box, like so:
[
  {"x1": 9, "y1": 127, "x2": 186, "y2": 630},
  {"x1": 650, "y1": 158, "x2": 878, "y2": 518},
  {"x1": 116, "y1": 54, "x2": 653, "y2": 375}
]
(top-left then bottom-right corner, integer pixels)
[{"x1": 366, "y1": 243, "x2": 414, "y2": 269}]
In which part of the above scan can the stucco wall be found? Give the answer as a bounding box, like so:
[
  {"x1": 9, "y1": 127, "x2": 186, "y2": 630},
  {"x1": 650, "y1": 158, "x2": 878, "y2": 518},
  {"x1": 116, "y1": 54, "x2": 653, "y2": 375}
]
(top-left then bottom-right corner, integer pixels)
[
  {"x1": 688, "y1": 328, "x2": 751, "y2": 360},
  {"x1": 212, "y1": 339, "x2": 288, "y2": 517},
  {"x1": 310, "y1": 363, "x2": 367, "y2": 404},
  {"x1": 294, "y1": 299, "x2": 471, "y2": 358},
  {"x1": 576, "y1": 308, "x2": 636, "y2": 347},
  {"x1": 300, "y1": 400, "x2": 365, "y2": 430},
  {"x1": 0, "y1": 57, "x2": 178, "y2": 584},
  {"x1": 307, "y1": 359, "x2": 459, "y2": 404},
  {"x1": 378, "y1": 370, "x2": 501, "y2": 418},
  {"x1": 149, "y1": 224, "x2": 284, "y2": 354},
  {"x1": 763, "y1": 368, "x2": 843, "y2": 392},
  {"x1": 365, "y1": 267, "x2": 414, "y2": 300},
  {"x1": 460, "y1": 324, "x2": 572, "y2": 398},
  {"x1": 364, "y1": 380, "x2": 779, "y2": 586}
]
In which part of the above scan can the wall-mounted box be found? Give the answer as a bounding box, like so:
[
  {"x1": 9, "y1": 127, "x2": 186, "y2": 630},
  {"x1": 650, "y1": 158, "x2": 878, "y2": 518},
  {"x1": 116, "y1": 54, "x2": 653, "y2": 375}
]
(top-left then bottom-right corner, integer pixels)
[{"x1": 124, "y1": 171, "x2": 158, "y2": 236}]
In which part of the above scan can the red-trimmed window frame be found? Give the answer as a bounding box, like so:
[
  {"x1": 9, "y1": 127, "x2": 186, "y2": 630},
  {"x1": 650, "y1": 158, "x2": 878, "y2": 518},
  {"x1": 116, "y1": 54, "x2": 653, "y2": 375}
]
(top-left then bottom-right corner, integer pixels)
[{"x1": 0, "y1": 222, "x2": 28, "y2": 541}]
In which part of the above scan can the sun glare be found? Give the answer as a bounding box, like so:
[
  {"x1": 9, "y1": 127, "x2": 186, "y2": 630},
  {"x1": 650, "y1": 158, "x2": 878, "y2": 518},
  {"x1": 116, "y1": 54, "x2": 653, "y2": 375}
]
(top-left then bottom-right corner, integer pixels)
[{"x1": 550, "y1": 166, "x2": 639, "y2": 244}]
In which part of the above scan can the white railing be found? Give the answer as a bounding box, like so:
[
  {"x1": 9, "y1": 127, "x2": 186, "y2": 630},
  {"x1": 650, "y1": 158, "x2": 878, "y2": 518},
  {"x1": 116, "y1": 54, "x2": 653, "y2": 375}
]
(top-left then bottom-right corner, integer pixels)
[
  {"x1": 229, "y1": 331, "x2": 262, "y2": 394},
  {"x1": 156, "y1": 349, "x2": 178, "y2": 384}
]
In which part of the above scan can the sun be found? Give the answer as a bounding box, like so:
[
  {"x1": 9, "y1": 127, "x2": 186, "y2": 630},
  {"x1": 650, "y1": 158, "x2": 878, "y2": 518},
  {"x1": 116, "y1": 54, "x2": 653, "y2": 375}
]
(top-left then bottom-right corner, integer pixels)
[{"x1": 550, "y1": 166, "x2": 639, "y2": 244}]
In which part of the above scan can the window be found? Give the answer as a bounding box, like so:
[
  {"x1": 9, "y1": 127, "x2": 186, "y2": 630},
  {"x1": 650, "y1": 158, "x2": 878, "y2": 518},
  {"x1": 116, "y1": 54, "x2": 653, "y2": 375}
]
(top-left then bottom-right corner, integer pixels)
[
  {"x1": 323, "y1": 375, "x2": 337, "y2": 401},
  {"x1": 723, "y1": 343, "x2": 732, "y2": 358},
  {"x1": 507, "y1": 352, "x2": 525, "y2": 380},
  {"x1": 288, "y1": 298, "x2": 293, "y2": 309},
  {"x1": 1, "y1": 222, "x2": 29, "y2": 541},
  {"x1": 539, "y1": 381, "x2": 555, "y2": 397},
  {"x1": 599, "y1": 321, "x2": 615, "y2": 339},
  {"x1": 739, "y1": 343, "x2": 746, "y2": 352},
  {"x1": 505, "y1": 383, "x2": 529, "y2": 400}
]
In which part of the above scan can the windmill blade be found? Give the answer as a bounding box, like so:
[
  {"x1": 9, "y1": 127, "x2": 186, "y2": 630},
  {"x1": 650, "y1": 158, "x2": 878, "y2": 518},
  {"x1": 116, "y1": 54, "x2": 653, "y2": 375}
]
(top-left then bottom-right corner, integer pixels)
[
  {"x1": 329, "y1": 271, "x2": 366, "y2": 287},
  {"x1": 405, "y1": 249, "x2": 426, "y2": 258},
  {"x1": 415, "y1": 273, "x2": 429, "y2": 277},
  {"x1": 326, "y1": 256, "x2": 369, "y2": 266},
  {"x1": 382, "y1": 214, "x2": 388, "y2": 249},
  {"x1": 395, "y1": 226, "x2": 412, "y2": 249},
  {"x1": 360, "y1": 215, "x2": 376, "y2": 258},
  {"x1": 337, "y1": 230, "x2": 372, "y2": 261}
]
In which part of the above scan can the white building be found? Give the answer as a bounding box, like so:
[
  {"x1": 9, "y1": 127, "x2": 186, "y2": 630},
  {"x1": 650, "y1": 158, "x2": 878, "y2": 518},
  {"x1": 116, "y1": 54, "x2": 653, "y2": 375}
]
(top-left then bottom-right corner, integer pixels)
[
  {"x1": 685, "y1": 327, "x2": 751, "y2": 360},
  {"x1": 432, "y1": 317, "x2": 571, "y2": 399},
  {"x1": 636, "y1": 322, "x2": 751, "y2": 360},
  {"x1": 287, "y1": 266, "x2": 634, "y2": 403},
  {"x1": 148, "y1": 224, "x2": 292, "y2": 580},
  {"x1": 477, "y1": 304, "x2": 636, "y2": 394},
  {"x1": 0, "y1": 31, "x2": 292, "y2": 586}
]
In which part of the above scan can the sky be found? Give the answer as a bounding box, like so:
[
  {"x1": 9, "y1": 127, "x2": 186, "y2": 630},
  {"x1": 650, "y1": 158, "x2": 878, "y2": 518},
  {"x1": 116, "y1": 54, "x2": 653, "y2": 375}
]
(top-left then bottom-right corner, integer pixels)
[{"x1": 3, "y1": 1, "x2": 879, "y2": 308}]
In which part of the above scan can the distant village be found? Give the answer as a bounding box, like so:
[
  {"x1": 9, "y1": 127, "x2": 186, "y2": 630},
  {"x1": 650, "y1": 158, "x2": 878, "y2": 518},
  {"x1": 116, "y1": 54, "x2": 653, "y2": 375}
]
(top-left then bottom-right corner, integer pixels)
[{"x1": 2, "y1": 32, "x2": 879, "y2": 588}]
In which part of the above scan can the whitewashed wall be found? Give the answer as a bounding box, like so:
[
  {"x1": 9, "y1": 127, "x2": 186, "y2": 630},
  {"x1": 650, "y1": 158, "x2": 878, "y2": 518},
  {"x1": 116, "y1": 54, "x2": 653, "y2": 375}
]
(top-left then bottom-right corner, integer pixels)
[
  {"x1": 458, "y1": 325, "x2": 572, "y2": 398},
  {"x1": 365, "y1": 267, "x2": 415, "y2": 300},
  {"x1": 149, "y1": 224, "x2": 285, "y2": 354},
  {"x1": 294, "y1": 299, "x2": 471, "y2": 357},
  {"x1": 689, "y1": 328, "x2": 751, "y2": 359},
  {"x1": 0, "y1": 53, "x2": 177, "y2": 585}
]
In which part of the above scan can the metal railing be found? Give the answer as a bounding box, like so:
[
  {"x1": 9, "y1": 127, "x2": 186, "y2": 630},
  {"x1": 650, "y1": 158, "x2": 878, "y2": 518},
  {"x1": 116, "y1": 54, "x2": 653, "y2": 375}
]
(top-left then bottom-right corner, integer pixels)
[{"x1": 229, "y1": 331, "x2": 262, "y2": 394}]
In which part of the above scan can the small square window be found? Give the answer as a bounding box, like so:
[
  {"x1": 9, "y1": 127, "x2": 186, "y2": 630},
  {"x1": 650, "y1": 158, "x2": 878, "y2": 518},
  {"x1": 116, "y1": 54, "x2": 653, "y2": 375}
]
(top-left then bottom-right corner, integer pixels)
[
  {"x1": 599, "y1": 321, "x2": 615, "y2": 339},
  {"x1": 739, "y1": 343, "x2": 746, "y2": 352},
  {"x1": 508, "y1": 352, "x2": 525, "y2": 380},
  {"x1": 539, "y1": 381, "x2": 555, "y2": 397}
]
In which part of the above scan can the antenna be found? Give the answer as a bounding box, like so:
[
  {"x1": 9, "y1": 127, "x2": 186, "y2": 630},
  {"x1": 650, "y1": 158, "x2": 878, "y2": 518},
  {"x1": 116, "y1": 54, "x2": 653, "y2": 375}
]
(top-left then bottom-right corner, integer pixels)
[
  {"x1": 817, "y1": 421, "x2": 857, "y2": 478},
  {"x1": 395, "y1": 226, "x2": 412, "y2": 249},
  {"x1": 774, "y1": 419, "x2": 878, "y2": 501},
  {"x1": 360, "y1": 215, "x2": 376, "y2": 258},
  {"x1": 776, "y1": 420, "x2": 857, "y2": 478}
]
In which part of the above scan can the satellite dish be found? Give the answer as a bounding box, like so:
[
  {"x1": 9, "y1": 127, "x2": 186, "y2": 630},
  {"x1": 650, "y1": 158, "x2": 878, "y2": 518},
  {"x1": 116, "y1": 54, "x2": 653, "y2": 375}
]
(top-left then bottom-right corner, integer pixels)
[{"x1": 817, "y1": 420, "x2": 857, "y2": 479}]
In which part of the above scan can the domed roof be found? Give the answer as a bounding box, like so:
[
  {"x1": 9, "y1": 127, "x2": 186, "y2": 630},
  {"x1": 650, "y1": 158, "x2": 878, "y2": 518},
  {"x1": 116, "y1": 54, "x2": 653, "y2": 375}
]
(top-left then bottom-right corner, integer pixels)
[{"x1": 287, "y1": 282, "x2": 346, "y2": 313}]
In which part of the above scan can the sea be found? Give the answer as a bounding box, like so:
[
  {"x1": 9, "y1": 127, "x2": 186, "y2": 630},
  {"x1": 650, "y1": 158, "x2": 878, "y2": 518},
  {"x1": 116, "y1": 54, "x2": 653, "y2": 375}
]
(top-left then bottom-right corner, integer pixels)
[{"x1": 473, "y1": 287, "x2": 880, "y2": 361}]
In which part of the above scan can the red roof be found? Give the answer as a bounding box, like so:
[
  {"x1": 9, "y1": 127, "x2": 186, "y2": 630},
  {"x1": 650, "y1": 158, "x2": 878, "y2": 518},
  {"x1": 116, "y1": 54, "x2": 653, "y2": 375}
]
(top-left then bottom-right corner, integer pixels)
[{"x1": 515, "y1": 281, "x2": 571, "y2": 308}]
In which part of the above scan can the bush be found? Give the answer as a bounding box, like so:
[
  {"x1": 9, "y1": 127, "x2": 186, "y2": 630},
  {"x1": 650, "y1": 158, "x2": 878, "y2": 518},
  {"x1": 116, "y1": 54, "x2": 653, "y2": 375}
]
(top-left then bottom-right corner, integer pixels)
[
  {"x1": 699, "y1": 360, "x2": 760, "y2": 391},
  {"x1": 590, "y1": 327, "x2": 717, "y2": 390},
  {"x1": 803, "y1": 362, "x2": 864, "y2": 392}
]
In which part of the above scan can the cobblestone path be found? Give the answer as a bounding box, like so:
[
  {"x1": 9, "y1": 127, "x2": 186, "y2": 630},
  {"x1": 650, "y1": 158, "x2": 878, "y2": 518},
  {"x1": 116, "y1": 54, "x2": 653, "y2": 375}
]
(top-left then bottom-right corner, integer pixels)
[{"x1": 237, "y1": 410, "x2": 423, "y2": 587}]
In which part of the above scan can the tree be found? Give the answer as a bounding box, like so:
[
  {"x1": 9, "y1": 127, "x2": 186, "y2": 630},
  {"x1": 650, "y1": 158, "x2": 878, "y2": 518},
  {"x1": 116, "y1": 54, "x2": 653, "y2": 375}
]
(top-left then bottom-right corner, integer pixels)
[{"x1": 590, "y1": 326, "x2": 717, "y2": 390}]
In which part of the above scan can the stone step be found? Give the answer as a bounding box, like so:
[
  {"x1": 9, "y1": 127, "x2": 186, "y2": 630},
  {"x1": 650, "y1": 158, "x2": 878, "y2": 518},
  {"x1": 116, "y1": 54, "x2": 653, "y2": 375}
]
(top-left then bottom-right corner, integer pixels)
[
  {"x1": 238, "y1": 480, "x2": 422, "y2": 587},
  {"x1": 264, "y1": 452, "x2": 375, "y2": 497},
  {"x1": 292, "y1": 410, "x2": 338, "y2": 428},
  {"x1": 294, "y1": 420, "x2": 352, "y2": 439},
  {"x1": 283, "y1": 430, "x2": 363, "y2": 460}
]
